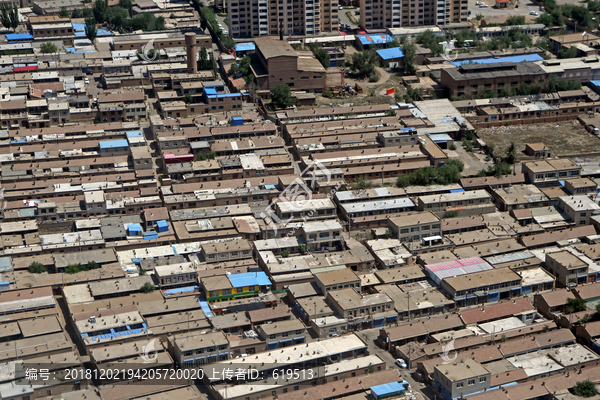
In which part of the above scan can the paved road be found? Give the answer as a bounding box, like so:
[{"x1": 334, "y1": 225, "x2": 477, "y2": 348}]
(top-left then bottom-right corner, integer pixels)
[
  {"x1": 339, "y1": 7, "x2": 360, "y2": 30},
  {"x1": 468, "y1": 0, "x2": 541, "y2": 19}
]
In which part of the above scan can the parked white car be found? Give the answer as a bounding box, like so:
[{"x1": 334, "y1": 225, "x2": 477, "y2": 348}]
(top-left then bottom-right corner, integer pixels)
[
  {"x1": 530, "y1": 11, "x2": 539, "y2": 15},
  {"x1": 395, "y1": 359, "x2": 407, "y2": 369},
  {"x1": 479, "y1": 4, "x2": 488, "y2": 7}
]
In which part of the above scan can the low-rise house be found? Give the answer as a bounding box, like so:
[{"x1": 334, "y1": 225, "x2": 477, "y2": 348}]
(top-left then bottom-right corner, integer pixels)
[
  {"x1": 300, "y1": 220, "x2": 344, "y2": 252},
  {"x1": 326, "y1": 288, "x2": 395, "y2": 330},
  {"x1": 387, "y1": 212, "x2": 441, "y2": 243},
  {"x1": 433, "y1": 359, "x2": 491, "y2": 400},
  {"x1": 314, "y1": 268, "x2": 361, "y2": 293},
  {"x1": 170, "y1": 331, "x2": 230, "y2": 367},
  {"x1": 441, "y1": 268, "x2": 523, "y2": 307},
  {"x1": 522, "y1": 159, "x2": 582, "y2": 186},
  {"x1": 256, "y1": 319, "x2": 307, "y2": 349},
  {"x1": 545, "y1": 250, "x2": 589, "y2": 287},
  {"x1": 557, "y1": 195, "x2": 600, "y2": 226}
]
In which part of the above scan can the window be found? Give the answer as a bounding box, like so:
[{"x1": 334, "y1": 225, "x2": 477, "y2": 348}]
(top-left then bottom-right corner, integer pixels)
[
  {"x1": 479, "y1": 377, "x2": 486, "y2": 382},
  {"x1": 468, "y1": 379, "x2": 475, "y2": 386},
  {"x1": 456, "y1": 382, "x2": 464, "y2": 388}
]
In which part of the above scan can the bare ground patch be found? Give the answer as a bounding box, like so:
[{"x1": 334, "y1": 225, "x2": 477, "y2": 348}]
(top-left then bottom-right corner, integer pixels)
[{"x1": 476, "y1": 120, "x2": 600, "y2": 156}]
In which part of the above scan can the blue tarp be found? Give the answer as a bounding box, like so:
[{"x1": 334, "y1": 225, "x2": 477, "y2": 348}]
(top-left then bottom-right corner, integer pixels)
[
  {"x1": 357, "y1": 34, "x2": 394, "y2": 46},
  {"x1": 450, "y1": 189, "x2": 466, "y2": 193},
  {"x1": 235, "y1": 42, "x2": 256, "y2": 52},
  {"x1": 371, "y1": 381, "x2": 406, "y2": 398},
  {"x1": 376, "y1": 47, "x2": 404, "y2": 60},
  {"x1": 231, "y1": 116, "x2": 243, "y2": 126},
  {"x1": 452, "y1": 54, "x2": 543, "y2": 67},
  {"x1": 99, "y1": 139, "x2": 129, "y2": 149},
  {"x1": 227, "y1": 271, "x2": 271, "y2": 288}
]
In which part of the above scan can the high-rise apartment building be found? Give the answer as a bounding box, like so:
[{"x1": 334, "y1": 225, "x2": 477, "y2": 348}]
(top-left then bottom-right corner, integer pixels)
[
  {"x1": 227, "y1": 0, "x2": 339, "y2": 38},
  {"x1": 360, "y1": 0, "x2": 468, "y2": 30}
]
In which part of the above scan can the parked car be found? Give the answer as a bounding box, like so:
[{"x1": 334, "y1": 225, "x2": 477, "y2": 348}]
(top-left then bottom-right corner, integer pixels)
[
  {"x1": 84, "y1": 78, "x2": 89, "y2": 84},
  {"x1": 475, "y1": 1, "x2": 483, "y2": 5},
  {"x1": 395, "y1": 359, "x2": 407, "y2": 369},
  {"x1": 338, "y1": 5, "x2": 343, "y2": 9},
  {"x1": 479, "y1": 4, "x2": 488, "y2": 7},
  {"x1": 530, "y1": 10, "x2": 538, "y2": 15}
]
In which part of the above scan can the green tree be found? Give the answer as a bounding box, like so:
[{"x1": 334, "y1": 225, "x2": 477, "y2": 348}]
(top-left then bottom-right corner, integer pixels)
[
  {"x1": 572, "y1": 380, "x2": 598, "y2": 397},
  {"x1": 566, "y1": 297, "x2": 587, "y2": 313},
  {"x1": 86, "y1": 261, "x2": 100, "y2": 270},
  {"x1": 184, "y1": 92, "x2": 193, "y2": 103},
  {"x1": 559, "y1": 47, "x2": 578, "y2": 59},
  {"x1": 298, "y1": 244, "x2": 306, "y2": 255},
  {"x1": 323, "y1": 89, "x2": 333, "y2": 98},
  {"x1": 9, "y1": 4, "x2": 18, "y2": 31},
  {"x1": 346, "y1": 50, "x2": 379, "y2": 78},
  {"x1": 270, "y1": 84, "x2": 298, "y2": 109},
  {"x1": 354, "y1": 175, "x2": 373, "y2": 189},
  {"x1": 105, "y1": 6, "x2": 129, "y2": 29},
  {"x1": 85, "y1": 17, "x2": 97, "y2": 43},
  {"x1": 281, "y1": 250, "x2": 290, "y2": 258},
  {"x1": 416, "y1": 30, "x2": 443, "y2": 55},
  {"x1": 119, "y1": 0, "x2": 132, "y2": 10},
  {"x1": 220, "y1": 34, "x2": 236, "y2": 51},
  {"x1": 198, "y1": 45, "x2": 212, "y2": 70},
  {"x1": 503, "y1": 15, "x2": 525, "y2": 26},
  {"x1": 93, "y1": 0, "x2": 108, "y2": 23},
  {"x1": 59, "y1": 6, "x2": 69, "y2": 17},
  {"x1": 596, "y1": 303, "x2": 600, "y2": 315},
  {"x1": 437, "y1": 159, "x2": 464, "y2": 185},
  {"x1": 0, "y1": 3, "x2": 12, "y2": 31},
  {"x1": 228, "y1": 55, "x2": 254, "y2": 83},
  {"x1": 140, "y1": 282, "x2": 156, "y2": 293},
  {"x1": 384, "y1": 228, "x2": 394, "y2": 239},
  {"x1": 40, "y1": 42, "x2": 58, "y2": 53},
  {"x1": 310, "y1": 44, "x2": 330, "y2": 69},
  {"x1": 444, "y1": 210, "x2": 458, "y2": 218},
  {"x1": 402, "y1": 41, "x2": 416, "y2": 75},
  {"x1": 506, "y1": 142, "x2": 517, "y2": 165},
  {"x1": 28, "y1": 262, "x2": 46, "y2": 274}
]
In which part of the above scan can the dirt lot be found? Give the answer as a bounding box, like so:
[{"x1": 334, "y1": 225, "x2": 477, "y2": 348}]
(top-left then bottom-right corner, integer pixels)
[{"x1": 476, "y1": 120, "x2": 600, "y2": 156}]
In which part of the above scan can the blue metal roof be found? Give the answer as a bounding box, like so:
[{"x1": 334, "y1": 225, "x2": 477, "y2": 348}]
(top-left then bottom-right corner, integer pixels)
[
  {"x1": 0, "y1": 257, "x2": 12, "y2": 273},
  {"x1": 126, "y1": 130, "x2": 144, "y2": 138},
  {"x1": 376, "y1": 47, "x2": 404, "y2": 60},
  {"x1": 198, "y1": 298, "x2": 214, "y2": 317},
  {"x1": 205, "y1": 88, "x2": 217, "y2": 96},
  {"x1": 6, "y1": 33, "x2": 33, "y2": 41},
  {"x1": 227, "y1": 271, "x2": 271, "y2": 288},
  {"x1": 156, "y1": 220, "x2": 168, "y2": 229},
  {"x1": 127, "y1": 223, "x2": 142, "y2": 232},
  {"x1": 452, "y1": 54, "x2": 543, "y2": 67},
  {"x1": 450, "y1": 189, "x2": 465, "y2": 193},
  {"x1": 99, "y1": 139, "x2": 129, "y2": 149},
  {"x1": 357, "y1": 34, "x2": 394, "y2": 45},
  {"x1": 208, "y1": 93, "x2": 241, "y2": 99},
  {"x1": 427, "y1": 133, "x2": 453, "y2": 142},
  {"x1": 370, "y1": 381, "x2": 406, "y2": 397},
  {"x1": 163, "y1": 286, "x2": 199, "y2": 295},
  {"x1": 235, "y1": 42, "x2": 256, "y2": 52},
  {"x1": 232, "y1": 116, "x2": 243, "y2": 121}
]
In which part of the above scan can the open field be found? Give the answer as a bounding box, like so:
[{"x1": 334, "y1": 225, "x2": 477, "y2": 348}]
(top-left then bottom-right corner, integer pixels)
[{"x1": 476, "y1": 120, "x2": 600, "y2": 156}]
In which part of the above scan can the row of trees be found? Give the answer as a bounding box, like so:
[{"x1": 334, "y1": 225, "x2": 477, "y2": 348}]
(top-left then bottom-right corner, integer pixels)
[
  {"x1": 396, "y1": 159, "x2": 464, "y2": 188},
  {"x1": 0, "y1": 3, "x2": 18, "y2": 32},
  {"x1": 93, "y1": 0, "x2": 164, "y2": 32}
]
